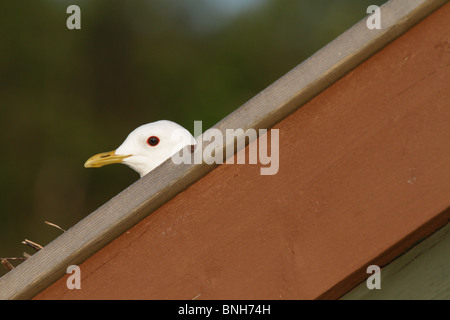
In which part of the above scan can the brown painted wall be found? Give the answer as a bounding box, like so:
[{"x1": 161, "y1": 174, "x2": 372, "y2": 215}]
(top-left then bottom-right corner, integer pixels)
[{"x1": 35, "y1": 3, "x2": 450, "y2": 300}]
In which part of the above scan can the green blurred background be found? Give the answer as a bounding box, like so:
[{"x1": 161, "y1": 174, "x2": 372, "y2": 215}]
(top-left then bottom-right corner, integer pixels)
[{"x1": 0, "y1": 0, "x2": 385, "y2": 276}]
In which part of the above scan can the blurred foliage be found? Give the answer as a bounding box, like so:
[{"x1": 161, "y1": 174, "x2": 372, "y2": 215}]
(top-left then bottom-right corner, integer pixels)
[{"x1": 0, "y1": 0, "x2": 385, "y2": 276}]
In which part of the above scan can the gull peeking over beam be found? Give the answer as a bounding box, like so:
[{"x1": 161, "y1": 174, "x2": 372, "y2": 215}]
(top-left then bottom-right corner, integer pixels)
[{"x1": 84, "y1": 120, "x2": 195, "y2": 177}]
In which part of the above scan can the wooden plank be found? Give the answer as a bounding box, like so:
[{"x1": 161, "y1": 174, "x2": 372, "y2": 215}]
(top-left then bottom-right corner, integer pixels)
[
  {"x1": 0, "y1": 0, "x2": 447, "y2": 300},
  {"x1": 341, "y1": 222, "x2": 450, "y2": 300},
  {"x1": 34, "y1": 1, "x2": 450, "y2": 300}
]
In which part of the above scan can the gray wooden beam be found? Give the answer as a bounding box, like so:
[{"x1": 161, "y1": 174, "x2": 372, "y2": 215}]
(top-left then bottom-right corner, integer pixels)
[{"x1": 0, "y1": 0, "x2": 447, "y2": 300}]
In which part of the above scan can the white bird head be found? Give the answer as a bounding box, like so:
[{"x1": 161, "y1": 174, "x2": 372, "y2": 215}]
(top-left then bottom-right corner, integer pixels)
[{"x1": 84, "y1": 120, "x2": 195, "y2": 177}]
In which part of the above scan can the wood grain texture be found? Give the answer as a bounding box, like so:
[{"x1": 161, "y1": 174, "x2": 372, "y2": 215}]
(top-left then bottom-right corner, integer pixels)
[
  {"x1": 34, "y1": 2, "x2": 450, "y2": 300},
  {"x1": 342, "y1": 222, "x2": 450, "y2": 300},
  {"x1": 0, "y1": 0, "x2": 448, "y2": 300}
]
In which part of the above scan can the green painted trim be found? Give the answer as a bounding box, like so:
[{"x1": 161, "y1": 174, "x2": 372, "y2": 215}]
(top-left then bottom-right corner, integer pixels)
[{"x1": 342, "y1": 223, "x2": 450, "y2": 300}]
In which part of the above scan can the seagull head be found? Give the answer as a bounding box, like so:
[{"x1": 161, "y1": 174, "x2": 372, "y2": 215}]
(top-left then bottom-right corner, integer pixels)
[{"x1": 84, "y1": 120, "x2": 195, "y2": 177}]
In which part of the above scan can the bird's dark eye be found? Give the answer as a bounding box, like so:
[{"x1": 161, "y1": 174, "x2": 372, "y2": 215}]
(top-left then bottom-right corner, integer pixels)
[{"x1": 147, "y1": 136, "x2": 160, "y2": 147}]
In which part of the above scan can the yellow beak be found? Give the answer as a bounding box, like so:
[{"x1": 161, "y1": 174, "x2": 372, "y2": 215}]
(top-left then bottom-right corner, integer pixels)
[{"x1": 84, "y1": 150, "x2": 131, "y2": 168}]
